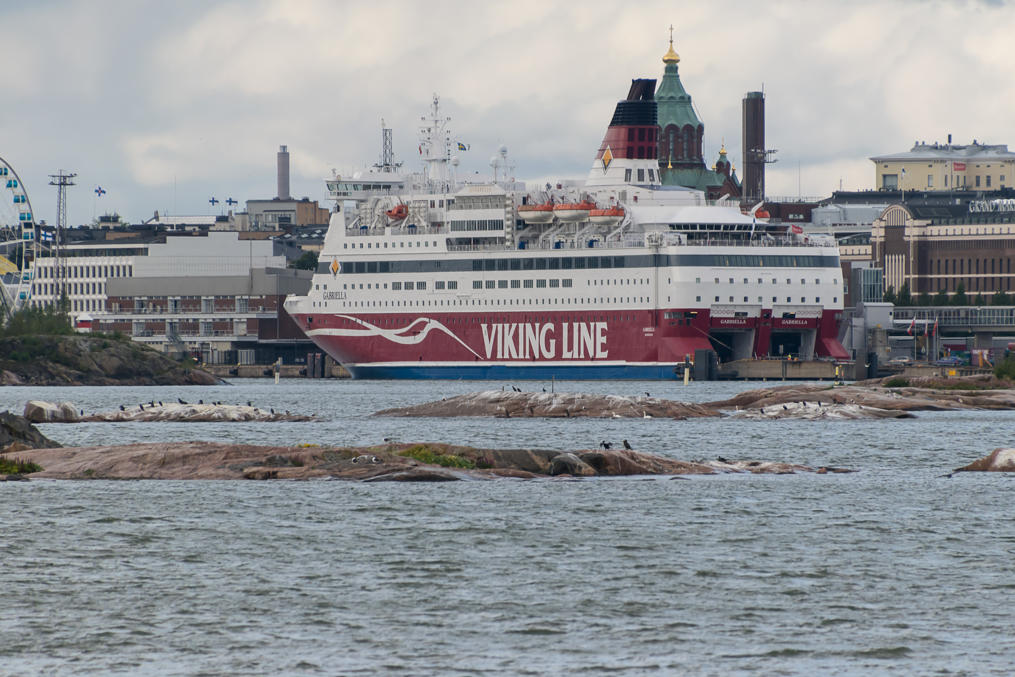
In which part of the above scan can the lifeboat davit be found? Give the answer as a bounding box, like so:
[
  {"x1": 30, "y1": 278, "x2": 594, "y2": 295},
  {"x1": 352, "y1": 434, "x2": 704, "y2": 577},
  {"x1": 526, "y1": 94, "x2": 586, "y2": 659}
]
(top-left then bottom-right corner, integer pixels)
[
  {"x1": 517, "y1": 203, "x2": 555, "y2": 224},
  {"x1": 552, "y1": 200, "x2": 596, "y2": 222},
  {"x1": 589, "y1": 206, "x2": 625, "y2": 226},
  {"x1": 385, "y1": 204, "x2": 408, "y2": 221}
]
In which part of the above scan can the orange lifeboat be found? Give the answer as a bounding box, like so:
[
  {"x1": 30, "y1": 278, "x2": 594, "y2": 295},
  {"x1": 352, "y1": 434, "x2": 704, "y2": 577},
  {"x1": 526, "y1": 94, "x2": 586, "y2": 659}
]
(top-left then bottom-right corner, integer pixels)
[
  {"x1": 517, "y1": 202, "x2": 555, "y2": 224},
  {"x1": 589, "y1": 206, "x2": 625, "y2": 226},
  {"x1": 385, "y1": 204, "x2": 408, "y2": 220},
  {"x1": 552, "y1": 200, "x2": 596, "y2": 222}
]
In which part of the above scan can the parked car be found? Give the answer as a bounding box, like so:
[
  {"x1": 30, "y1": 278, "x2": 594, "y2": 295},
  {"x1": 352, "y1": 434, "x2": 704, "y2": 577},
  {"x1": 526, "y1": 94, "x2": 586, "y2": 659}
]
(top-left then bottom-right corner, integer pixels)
[
  {"x1": 935, "y1": 356, "x2": 963, "y2": 366},
  {"x1": 888, "y1": 356, "x2": 913, "y2": 366}
]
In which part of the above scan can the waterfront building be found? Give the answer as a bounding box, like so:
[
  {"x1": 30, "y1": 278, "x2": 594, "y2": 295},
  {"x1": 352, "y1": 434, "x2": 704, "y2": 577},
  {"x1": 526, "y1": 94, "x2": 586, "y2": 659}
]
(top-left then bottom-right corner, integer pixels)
[
  {"x1": 871, "y1": 197, "x2": 1015, "y2": 300},
  {"x1": 27, "y1": 240, "x2": 147, "y2": 317},
  {"x1": 95, "y1": 231, "x2": 312, "y2": 364},
  {"x1": 871, "y1": 140, "x2": 1015, "y2": 192},
  {"x1": 245, "y1": 198, "x2": 330, "y2": 231}
]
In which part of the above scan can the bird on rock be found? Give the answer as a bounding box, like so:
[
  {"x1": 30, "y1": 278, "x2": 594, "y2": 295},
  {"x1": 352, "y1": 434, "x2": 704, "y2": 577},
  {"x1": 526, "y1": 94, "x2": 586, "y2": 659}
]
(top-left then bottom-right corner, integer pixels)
[
  {"x1": 623, "y1": 439, "x2": 632, "y2": 450},
  {"x1": 600, "y1": 440, "x2": 612, "y2": 450}
]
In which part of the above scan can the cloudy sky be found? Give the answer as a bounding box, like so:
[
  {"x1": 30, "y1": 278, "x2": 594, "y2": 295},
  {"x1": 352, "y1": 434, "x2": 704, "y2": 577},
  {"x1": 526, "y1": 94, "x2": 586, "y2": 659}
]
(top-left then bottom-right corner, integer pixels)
[{"x1": 1, "y1": 0, "x2": 1012, "y2": 226}]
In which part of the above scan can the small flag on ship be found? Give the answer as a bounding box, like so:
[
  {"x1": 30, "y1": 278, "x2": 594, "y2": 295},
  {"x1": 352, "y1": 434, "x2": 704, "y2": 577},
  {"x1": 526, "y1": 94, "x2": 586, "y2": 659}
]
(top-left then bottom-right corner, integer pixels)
[{"x1": 457, "y1": 142, "x2": 470, "y2": 151}]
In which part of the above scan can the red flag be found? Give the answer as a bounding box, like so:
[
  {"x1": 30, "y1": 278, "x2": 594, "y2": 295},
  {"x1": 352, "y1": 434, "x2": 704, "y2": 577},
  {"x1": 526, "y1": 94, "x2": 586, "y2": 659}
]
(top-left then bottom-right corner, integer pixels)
[
  {"x1": 791, "y1": 224, "x2": 803, "y2": 235},
  {"x1": 907, "y1": 317, "x2": 915, "y2": 335},
  {"x1": 953, "y1": 161, "x2": 966, "y2": 171},
  {"x1": 931, "y1": 318, "x2": 938, "y2": 337}
]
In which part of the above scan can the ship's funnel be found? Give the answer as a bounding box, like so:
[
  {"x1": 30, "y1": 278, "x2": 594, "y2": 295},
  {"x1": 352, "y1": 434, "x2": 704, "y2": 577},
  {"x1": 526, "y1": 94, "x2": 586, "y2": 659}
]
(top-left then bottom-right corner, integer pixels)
[
  {"x1": 277, "y1": 145, "x2": 291, "y2": 200},
  {"x1": 586, "y1": 79, "x2": 659, "y2": 187}
]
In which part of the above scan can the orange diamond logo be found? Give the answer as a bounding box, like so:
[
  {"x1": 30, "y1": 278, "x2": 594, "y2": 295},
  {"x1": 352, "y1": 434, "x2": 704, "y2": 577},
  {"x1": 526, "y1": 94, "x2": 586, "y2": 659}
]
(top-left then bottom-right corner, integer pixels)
[
  {"x1": 602, "y1": 146, "x2": 613, "y2": 173},
  {"x1": 330, "y1": 258, "x2": 340, "y2": 276}
]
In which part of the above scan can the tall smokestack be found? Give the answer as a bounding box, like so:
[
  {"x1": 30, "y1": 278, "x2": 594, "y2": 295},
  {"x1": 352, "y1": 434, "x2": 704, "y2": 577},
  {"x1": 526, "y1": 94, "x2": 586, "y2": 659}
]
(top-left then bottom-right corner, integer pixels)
[
  {"x1": 277, "y1": 145, "x2": 290, "y2": 200},
  {"x1": 742, "y1": 91, "x2": 765, "y2": 202}
]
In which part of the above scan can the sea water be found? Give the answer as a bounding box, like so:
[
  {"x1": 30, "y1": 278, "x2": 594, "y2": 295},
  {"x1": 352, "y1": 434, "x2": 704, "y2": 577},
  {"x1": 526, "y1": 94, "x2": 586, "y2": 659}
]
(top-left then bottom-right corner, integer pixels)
[{"x1": 2, "y1": 379, "x2": 1014, "y2": 675}]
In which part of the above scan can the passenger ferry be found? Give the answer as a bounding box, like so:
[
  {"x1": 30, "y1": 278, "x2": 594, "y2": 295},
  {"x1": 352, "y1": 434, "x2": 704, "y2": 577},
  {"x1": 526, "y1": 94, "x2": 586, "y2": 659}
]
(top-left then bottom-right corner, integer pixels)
[{"x1": 284, "y1": 74, "x2": 848, "y2": 379}]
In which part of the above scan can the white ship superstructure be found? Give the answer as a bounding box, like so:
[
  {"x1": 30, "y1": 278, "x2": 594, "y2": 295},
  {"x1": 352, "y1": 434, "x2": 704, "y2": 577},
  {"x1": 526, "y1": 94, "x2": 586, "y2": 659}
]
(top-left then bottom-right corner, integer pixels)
[{"x1": 285, "y1": 64, "x2": 848, "y2": 379}]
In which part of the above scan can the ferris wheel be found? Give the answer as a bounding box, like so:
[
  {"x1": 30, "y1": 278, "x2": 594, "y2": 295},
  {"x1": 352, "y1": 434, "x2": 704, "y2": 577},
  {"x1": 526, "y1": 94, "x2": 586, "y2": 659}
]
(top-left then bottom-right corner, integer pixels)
[{"x1": 0, "y1": 155, "x2": 39, "y2": 318}]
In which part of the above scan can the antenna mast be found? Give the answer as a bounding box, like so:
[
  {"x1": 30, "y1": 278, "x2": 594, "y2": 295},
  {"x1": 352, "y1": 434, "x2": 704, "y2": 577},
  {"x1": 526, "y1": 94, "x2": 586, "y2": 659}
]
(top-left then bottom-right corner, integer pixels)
[{"x1": 48, "y1": 170, "x2": 76, "y2": 306}]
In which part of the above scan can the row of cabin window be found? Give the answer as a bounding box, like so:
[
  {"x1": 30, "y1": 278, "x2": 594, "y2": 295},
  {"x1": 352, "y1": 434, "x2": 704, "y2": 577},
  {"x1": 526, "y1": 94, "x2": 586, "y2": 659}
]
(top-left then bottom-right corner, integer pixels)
[
  {"x1": 697, "y1": 276, "x2": 838, "y2": 285},
  {"x1": 696, "y1": 295, "x2": 837, "y2": 304},
  {"x1": 471, "y1": 279, "x2": 574, "y2": 289},
  {"x1": 344, "y1": 240, "x2": 440, "y2": 249},
  {"x1": 330, "y1": 296, "x2": 653, "y2": 309}
]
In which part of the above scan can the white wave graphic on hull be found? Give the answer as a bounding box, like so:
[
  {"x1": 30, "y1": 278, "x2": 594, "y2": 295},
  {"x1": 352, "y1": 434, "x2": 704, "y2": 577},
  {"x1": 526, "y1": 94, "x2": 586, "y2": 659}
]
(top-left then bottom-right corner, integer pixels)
[{"x1": 306, "y1": 315, "x2": 482, "y2": 359}]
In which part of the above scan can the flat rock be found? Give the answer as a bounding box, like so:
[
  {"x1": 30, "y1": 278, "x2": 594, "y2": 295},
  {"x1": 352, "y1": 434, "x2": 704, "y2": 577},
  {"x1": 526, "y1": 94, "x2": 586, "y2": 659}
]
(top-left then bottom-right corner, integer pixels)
[
  {"x1": 953, "y1": 448, "x2": 1015, "y2": 473},
  {"x1": 704, "y1": 377, "x2": 1015, "y2": 413},
  {"x1": 35, "y1": 402, "x2": 313, "y2": 423},
  {"x1": 729, "y1": 401, "x2": 915, "y2": 420},
  {"x1": 374, "y1": 390, "x2": 721, "y2": 419},
  {"x1": 13, "y1": 441, "x2": 843, "y2": 481}
]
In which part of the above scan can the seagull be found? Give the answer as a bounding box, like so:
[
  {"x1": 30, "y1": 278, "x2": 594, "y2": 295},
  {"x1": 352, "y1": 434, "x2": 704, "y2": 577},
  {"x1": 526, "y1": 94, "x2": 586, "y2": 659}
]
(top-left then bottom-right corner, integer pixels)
[{"x1": 623, "y1": 439, "x2": 632, "y2": 450}]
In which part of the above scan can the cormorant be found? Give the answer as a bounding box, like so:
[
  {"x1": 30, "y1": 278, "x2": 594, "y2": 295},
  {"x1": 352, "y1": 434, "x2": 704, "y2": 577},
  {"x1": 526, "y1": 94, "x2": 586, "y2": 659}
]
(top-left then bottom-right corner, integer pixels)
[
  {"x1": 198, "y1": 399, "x2": 203, "y2": 404},
  {"x1": 247, "y1": 401, "x2": 252, "y2": 407},
  {"x1": 178, "y1": 398, "x2": 187, "y2": 404},
  {"x1": 270, "y1": 408, "x2": 275, "y2": 414},
  {"x1": 623, "y1": 439, "x2": 632, "y2": 450},
  {"x1": 717, "y1": 456, "x2": 729, "y2": 463},
  {"x1": 645, "y1": 392, "x2": 650, "y2": 397},
  {"x1": 600, "y1": 440, "x2": 612, "y2": 450},
  {"x1": 119, "y1": 405, "x2": 125, "y2": 411}
]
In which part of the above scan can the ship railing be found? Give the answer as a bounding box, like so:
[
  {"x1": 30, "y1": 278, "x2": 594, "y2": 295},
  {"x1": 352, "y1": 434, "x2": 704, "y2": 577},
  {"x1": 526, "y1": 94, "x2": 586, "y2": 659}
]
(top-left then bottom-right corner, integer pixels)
[{"x1": 447, "y1": 235, "x2": 827, "y2": 253}]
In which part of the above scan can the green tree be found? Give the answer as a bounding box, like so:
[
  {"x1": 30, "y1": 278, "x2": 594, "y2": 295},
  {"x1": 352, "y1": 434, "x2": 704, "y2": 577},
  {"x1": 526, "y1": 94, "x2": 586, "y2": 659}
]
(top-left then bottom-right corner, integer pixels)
[
  {"x1": 974, "y1": 293, "x2": 985, "y2": 307},
  {"x1": 883, "y1": 285, "x2": 896, "y2": 305},
  {"x1": 0, "y1": 303, "x2": 73, "y2": 338},
  {"x1": 992, "y1": 290, "x2": 1012, "y2": 306},
  {"x1": 933, "y1": 289, "x2": 949, "y2": 306},
  {"x1": 290, "y1": 251, "x2": 319, "y2": 271},
  {"x1": 896, "y1": 283, "x2": 912, "y2": 306},
  {"x1": 917, "y1": 291, "x2": 931, "y2": 306},
  {"x1": 952, "y1": 282, "x2": 968, "y2": 306}
]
